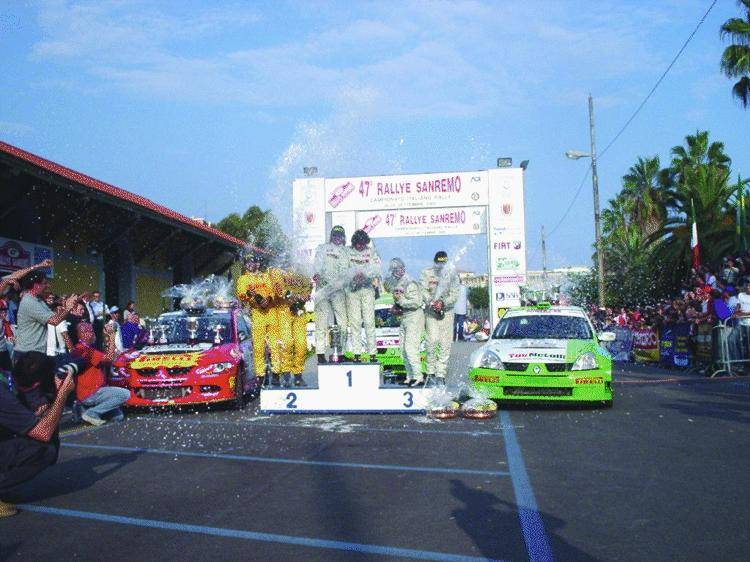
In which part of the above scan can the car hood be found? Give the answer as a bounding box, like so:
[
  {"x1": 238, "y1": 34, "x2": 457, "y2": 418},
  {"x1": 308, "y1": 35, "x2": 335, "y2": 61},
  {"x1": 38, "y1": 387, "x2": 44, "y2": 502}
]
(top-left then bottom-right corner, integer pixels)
[{"x1": 139, "y1": 343, "x2": 213, "y2": 354}]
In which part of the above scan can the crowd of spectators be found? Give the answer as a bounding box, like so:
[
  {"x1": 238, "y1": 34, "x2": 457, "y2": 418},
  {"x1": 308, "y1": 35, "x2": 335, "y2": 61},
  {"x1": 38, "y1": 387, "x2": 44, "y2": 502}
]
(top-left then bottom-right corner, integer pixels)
[
  {"x1": 0, "y1": 261, "x2": 140, "y2": 518},
  {"x1": 590, "y1": 253, "x2": 750, "y2": 333},
  {"x1": 579, "y1": 251, "x2": 750, "y2": 372}
]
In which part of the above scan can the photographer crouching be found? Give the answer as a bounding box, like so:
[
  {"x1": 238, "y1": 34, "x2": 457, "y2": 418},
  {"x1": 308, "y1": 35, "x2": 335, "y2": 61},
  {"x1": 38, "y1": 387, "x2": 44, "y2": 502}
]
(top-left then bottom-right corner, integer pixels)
[
  {"x1": 0, "y1": 366, "x2": 75, "y2": 518},
  {"x1": 70, "y1": 322, "x2": 130, "y2": 426}
]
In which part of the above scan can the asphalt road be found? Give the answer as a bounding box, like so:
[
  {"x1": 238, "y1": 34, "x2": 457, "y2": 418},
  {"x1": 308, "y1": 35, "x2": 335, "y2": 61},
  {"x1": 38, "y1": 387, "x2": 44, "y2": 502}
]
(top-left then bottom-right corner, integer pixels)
[{"x1": 3, "y1": 342, "x2": 750, "y2": 561}]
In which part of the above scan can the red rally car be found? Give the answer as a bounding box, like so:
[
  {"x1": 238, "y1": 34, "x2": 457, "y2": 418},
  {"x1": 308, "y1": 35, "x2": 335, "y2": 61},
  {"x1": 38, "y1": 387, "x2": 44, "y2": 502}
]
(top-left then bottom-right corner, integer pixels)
[{"x1": 109, "y1": 306, "x2": 256, "y2": 408}]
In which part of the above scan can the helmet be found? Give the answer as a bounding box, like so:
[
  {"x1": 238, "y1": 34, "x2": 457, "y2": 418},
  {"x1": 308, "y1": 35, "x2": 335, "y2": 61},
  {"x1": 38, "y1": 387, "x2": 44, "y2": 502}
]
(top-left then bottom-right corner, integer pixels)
[
  {"x1": 389, "y1": 257, "x2": 405, "y2": 272},
  {"x1": 330, "y1": 225, "x2": 346, "y2": 241},
  {"x1": 351, "y1": 229, "x2": 370, "y2": 247},
  {"x1": 434, "y1": 251, "x2": 448, "y2": 264}
]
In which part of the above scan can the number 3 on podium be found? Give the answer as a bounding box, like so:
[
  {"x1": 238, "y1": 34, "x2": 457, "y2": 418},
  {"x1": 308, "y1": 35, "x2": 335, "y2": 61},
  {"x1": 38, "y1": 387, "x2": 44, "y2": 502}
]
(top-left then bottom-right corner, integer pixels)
[{"x1": 403, "y1": 391, "x2": 413, "y2": 408}]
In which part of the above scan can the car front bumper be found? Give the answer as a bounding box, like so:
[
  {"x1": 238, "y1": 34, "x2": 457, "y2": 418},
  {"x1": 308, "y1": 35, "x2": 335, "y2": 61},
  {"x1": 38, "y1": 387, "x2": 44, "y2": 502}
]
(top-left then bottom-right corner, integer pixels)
[{"x1": 469, "y1": 368, "x2": 612, "y2": 402}]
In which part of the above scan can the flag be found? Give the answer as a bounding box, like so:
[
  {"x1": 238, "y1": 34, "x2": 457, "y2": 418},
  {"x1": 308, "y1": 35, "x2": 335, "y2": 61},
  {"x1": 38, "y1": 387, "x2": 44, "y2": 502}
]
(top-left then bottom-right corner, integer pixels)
[{"x1": 691, "y1": 199, "x2": 700, "y2": 269}]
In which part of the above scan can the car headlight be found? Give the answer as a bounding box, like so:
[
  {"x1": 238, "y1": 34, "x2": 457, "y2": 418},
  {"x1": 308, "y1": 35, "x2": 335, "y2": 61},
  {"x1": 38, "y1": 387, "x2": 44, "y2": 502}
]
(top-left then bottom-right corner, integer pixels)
[
  {"x1": 196, "y1": 362, "x2": 234, "y2": 376},
  {"x1": 210, "y1": 362, "x2": 233, "y2": 373},
  {"x1": 571, "y1": 352, "x2": 598, "y2": 371},
  {"x1": 471, "y1": 349, "x2": 504, "y2": 370}
]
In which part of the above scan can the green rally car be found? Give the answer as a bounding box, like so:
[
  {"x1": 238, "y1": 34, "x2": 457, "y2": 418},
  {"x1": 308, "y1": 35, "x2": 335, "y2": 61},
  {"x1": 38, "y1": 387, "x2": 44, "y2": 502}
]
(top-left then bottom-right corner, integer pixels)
[{"x1": 469, "y1": 303, "x2": 615, "y2": 405}]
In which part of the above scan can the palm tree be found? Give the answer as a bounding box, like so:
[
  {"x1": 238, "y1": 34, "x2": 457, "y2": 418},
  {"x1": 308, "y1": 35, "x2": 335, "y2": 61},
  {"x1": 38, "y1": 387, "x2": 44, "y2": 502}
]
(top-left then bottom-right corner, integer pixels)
[
  {"x1": 620, "y1": 155, "x2": 665, "y2": 235},
  {"x1": 720, "y1": 0, "x2": 750, "y2": 108},
  {"x1": 652, "y1": 162, "x2": 734, "y2": 284}
]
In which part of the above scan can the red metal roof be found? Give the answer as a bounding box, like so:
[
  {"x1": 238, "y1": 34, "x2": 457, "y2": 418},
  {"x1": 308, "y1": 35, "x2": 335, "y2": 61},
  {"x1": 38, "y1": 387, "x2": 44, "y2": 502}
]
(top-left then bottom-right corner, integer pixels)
[{"x1": 0, "y1": 140, "x2": 247, "y2": 248}]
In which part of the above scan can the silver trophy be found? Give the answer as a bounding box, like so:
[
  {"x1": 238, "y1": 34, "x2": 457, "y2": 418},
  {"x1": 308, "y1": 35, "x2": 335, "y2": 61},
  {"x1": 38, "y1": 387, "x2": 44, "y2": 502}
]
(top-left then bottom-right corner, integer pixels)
[
  {"x1": 147, "y1": 321, "x2": 155, "y2": 345},
  {"x1": 212, "y1": 324, "x2": 225, "y2": 344},
  {"x1": 158, "y1": 324, "x2": 169, "y2": 344},
  {"x1": 187, "y1": 317, "x2": 198, "y2": 343},
  {"x1": 328, "y1": 325, "x2": 343, "y2": 363}
]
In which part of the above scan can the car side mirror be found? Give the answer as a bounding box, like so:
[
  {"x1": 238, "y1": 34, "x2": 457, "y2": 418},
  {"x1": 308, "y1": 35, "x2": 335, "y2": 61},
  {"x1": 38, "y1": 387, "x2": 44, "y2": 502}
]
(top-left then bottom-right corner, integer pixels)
[
  {"x1": 238, "y1": 330, "x2": 248, "y2": 342},
  {"x1": 598, "y1": 331, "x2": 616, "y2": 342}
]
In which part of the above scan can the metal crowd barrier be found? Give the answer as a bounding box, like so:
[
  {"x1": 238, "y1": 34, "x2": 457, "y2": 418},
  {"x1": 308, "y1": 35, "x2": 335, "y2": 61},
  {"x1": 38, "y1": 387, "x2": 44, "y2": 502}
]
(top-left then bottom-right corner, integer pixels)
[{"x1": 710, "y1": 318, "x2": 750, "y2": 377}]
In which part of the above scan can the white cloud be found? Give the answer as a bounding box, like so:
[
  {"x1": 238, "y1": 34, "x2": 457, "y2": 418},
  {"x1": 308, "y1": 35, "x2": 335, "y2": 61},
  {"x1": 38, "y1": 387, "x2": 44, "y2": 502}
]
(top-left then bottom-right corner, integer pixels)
[
  {"x1": 0, "y1": 121, "x2": 35, "y2": 137},
  {"x1": 27, "y1": 0, "x2": 676, "y2": 118}
]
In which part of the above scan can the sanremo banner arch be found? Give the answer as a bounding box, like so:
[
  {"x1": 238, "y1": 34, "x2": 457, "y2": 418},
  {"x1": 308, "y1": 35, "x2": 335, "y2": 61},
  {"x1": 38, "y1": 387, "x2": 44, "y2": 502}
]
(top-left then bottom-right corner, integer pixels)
[{"x1": 292, "y1": 167, "x2": 527, "y2": 329}]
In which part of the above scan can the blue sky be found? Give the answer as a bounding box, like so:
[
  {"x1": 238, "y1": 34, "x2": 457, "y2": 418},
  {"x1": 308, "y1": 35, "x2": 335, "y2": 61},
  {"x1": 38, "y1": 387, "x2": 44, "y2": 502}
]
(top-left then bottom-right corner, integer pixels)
[{"x1": 1, "y1": 0, "x2": 749, "y2": 276}]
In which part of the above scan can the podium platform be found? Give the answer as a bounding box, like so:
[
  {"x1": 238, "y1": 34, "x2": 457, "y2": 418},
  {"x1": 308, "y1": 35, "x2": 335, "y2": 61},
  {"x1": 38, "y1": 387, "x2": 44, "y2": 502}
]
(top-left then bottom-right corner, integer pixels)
[{"x1": 260, "y1": 362, "x2": 436, "y2": 414}]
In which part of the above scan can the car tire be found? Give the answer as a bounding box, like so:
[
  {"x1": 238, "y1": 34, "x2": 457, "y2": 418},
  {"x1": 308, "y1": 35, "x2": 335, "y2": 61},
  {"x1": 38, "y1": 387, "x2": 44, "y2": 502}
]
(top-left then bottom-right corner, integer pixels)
[
  {"x1": 233, "y1": 365, "x2": 247, "y2": 410},
  {"x1": 601, "y1": 399, "x2": 613, "y2": 409}
]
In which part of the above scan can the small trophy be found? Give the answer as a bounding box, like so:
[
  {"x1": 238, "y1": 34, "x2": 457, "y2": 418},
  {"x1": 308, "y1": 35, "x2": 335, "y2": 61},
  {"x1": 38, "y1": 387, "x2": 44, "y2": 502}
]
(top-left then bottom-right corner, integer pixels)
[
  {"x1": 328, "y1": 325, "x2": 342, "y2": 363},
  {"x1": 158, "y1": 324, "x2": 168, "y2": 344},
  {"x1": 212, "y1": 324, "x2": 225, "y2": 344},
  {"x1": 187, "y1": 317, "x2": 198, "y2": 344},
  {"x1": 147, "y1": 322, "x2": 155, "y2": 345}
]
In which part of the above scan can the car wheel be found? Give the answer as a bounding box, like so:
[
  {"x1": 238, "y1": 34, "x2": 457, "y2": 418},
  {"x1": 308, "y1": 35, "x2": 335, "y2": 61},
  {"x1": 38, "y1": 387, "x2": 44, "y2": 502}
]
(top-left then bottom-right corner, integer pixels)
[
  {"x1": 601, "y1": 399, "x2": 613, "y2": 409},
  {"x1": 233, "y1": 365, "x2": 247, "y2": 410}
]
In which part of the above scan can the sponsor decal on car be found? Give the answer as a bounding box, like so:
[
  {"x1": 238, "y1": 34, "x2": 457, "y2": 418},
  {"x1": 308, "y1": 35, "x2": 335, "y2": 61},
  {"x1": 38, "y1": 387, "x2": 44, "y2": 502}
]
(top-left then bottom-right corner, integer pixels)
[
  {"x1": 130, "y1": 353, "x2": 202, "y2": 369},
  {"x1": 474, "y1": 375, "x2": 500, "y2": 383},
  {"x1": 574, "y1": 376, "x2": 604, "y2": 385}
]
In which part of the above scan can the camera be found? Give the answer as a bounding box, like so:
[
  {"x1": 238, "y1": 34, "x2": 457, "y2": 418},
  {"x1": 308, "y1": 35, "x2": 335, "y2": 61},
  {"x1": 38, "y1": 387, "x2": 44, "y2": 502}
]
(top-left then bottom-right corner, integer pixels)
[{"x1": 55, "y1": 358, "x2": 86, "y2": 380}]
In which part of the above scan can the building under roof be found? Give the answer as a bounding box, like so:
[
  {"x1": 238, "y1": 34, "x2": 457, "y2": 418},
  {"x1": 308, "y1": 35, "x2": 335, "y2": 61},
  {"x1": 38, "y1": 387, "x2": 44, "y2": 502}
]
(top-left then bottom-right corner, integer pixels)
[{"x1": 0, "y1": 140, "x2": 247, "y2": 315}]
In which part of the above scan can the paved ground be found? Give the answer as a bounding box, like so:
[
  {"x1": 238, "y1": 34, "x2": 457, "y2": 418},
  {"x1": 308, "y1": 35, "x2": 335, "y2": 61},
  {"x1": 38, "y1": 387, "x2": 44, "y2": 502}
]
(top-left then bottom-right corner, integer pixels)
[{"x1": 2, "y1": 342, "x2": 750, "y2": 561}]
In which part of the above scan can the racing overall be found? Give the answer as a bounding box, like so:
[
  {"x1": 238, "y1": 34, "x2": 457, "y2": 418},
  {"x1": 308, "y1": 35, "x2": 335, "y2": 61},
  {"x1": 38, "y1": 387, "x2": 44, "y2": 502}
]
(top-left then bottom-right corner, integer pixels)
[
  {"x1": 420, "y1": 266, "x2": 459, "y2": 381},
  {"x1": 346, "y1": 245, "x2": 381, "y2": 358},
  {"x1": 313, "y1": 242, "x2": 349, "y2": 356},
  {"x1": 236, "y1": 269, "x2": 283, "y2": 377},
  {"x1": 278, "y1": 271, "x2": 312, "y2": 377},
  {"x1": 390, "y1": 274, "x2": 426, "y2": 384}
]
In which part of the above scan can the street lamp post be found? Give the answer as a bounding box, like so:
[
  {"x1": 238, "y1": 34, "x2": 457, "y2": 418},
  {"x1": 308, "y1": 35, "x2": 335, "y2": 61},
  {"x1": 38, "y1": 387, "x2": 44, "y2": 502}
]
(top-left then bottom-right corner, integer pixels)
[{"x1": 565, "y1": 94, "x2": 606, "y2": 308}]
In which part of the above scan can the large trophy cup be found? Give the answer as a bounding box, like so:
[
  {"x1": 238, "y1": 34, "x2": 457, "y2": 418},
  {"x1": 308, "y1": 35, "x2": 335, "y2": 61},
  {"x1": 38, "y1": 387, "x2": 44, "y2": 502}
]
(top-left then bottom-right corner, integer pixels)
[{"x1": 328, "y1": 325, "x2": 343, "y2": 363}]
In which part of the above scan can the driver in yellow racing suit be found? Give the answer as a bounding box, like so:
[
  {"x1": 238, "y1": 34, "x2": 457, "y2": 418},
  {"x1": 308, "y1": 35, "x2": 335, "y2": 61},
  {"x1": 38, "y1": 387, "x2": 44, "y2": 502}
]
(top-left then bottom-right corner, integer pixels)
[
  {"x1": 278, "y1": 269, "x2": 312, "y2": 387},
  {"x1": 236, "y1": 253, "x2": 284, "y2": 386}
]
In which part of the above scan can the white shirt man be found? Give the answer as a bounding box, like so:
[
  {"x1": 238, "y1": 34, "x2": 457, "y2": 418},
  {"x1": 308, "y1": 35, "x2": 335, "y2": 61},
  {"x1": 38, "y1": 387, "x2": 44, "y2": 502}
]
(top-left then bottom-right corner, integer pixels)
[{"x1": 736, "y1": 286, "x2": 750, "y2": 316}]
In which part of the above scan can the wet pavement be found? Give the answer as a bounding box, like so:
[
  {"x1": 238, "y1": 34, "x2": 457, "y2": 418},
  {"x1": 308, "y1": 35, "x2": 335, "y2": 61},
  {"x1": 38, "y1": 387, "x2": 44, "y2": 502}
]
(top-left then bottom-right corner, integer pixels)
[{"x1": 3, "y1": 343, "x2": 749, "y2": 561}]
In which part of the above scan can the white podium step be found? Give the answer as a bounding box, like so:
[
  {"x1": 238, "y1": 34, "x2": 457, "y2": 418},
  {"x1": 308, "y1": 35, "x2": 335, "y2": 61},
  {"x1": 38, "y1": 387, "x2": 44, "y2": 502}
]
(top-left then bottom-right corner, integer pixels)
[{"x1": 260, "y1": 363, "x2": 437, "y2": 414}]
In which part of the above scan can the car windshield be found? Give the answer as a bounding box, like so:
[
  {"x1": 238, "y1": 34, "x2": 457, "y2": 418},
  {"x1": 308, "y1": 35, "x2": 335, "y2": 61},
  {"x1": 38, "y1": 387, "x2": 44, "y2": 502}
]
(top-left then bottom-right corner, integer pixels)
[
  {"x1": 375, "y1": 307, "x2": 400, "y2": 328},
  {"x1": 143, "y1": 312, "x2": 233, "y2": 345},
  {"x1": 492, "y1": 314, "x2": 592, "y2": 340}
]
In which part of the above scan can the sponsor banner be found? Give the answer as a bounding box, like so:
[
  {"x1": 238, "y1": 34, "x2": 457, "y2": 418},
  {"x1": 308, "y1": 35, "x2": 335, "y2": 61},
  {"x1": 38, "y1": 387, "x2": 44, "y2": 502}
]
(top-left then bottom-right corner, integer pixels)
[
  {"x1": 494, "y1": 284, "x2": 521, "y2": 308},
  {"x1": 632, "y1": 327, "x2": 660, "y2": 363},
  {"x1": 673, "y1": 322, "x2": 691, "y2": 367},
  {"x1": 659, "y1": 326, "x2": 675, "y2": 367},
  {"x1": 603, "y1": 327, "x2": 634, "y2": 362},
  {"x1": 324, "y1": 170, "x2": 489, "y2": 212},
  {"x1": 355, "y1": 206, "x2": 486, "y2": 238},
  {"x1": 0, "y1": 237, "x2": 53, "y2": 276},
  {"x1": 493, "y1": 273, "x2": 526, "y2": 285},
  {"x1": 487, "y1": 168, "x2": 525, "y2": 327},
  {"x1": 490, "y1": 231, "x2": 524, "y2": 254},
  {"x1": 694, "y1": 323, "x2": 712, "y2": 362},
  {"x1": 292, "y1": 178, "x2": 326, "y2": 266}
]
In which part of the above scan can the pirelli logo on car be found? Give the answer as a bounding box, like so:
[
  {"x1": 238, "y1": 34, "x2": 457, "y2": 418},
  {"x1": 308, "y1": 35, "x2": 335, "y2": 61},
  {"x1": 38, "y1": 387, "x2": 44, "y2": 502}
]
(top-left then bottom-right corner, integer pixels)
[
  {"x1": 474, "y1": 375, "x2": 500, "y2": 383},
  {"x1": 574, "y1": 376, "x2": 604, "y2": 385}
]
